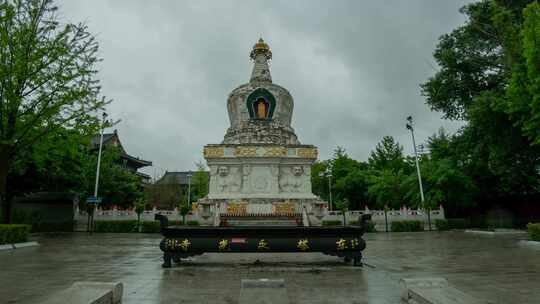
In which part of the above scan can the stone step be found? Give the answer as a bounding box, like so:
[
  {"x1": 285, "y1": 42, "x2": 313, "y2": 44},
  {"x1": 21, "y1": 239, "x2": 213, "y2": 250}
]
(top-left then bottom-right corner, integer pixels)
[{"x1": 40, "y1": 281, "x2": 123, "y2": 304}]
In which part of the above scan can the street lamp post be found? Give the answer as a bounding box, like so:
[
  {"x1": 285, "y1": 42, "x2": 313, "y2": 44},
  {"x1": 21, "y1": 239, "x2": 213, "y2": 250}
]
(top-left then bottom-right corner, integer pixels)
[
  {"x1": 187, "y1": 171, "x2": 193, "y2": 208},
  {"x1": 94, "y1": 112, "x2": 108, "y2": 199},
  {"x1": 406, "y1": 115, "x2": 430, "y2": 230},
  {"x1": 319, "y1": 168, "x2": 333, "y2": 211},
  {"x1": 88, "y1": 112, "x2": 107, "y2": 233}
]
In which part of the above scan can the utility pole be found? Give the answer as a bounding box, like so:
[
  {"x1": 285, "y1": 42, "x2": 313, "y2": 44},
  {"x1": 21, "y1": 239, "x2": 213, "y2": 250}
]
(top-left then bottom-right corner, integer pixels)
[
  {"x1": 187, "y1": 171, "x2": 193, "y2": 208},
  {"x1": 319, "y1": 167, "x2": 333, "y2": 211},
  {"x1": 406, "y1": 115, "x2": 430, "y2": 230},
  {"x1": 94, "y1": 112, "x2": 107, "y2": 198}
]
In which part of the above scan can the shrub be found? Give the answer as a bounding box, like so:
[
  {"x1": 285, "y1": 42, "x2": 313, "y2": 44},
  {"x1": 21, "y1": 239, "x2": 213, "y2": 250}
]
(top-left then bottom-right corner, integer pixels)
[
  {"x1": 0, "y1": 224, "x2": 31, "y2": 244},
  {"x1": 11, "y1": 209, "x2": 73, "y2": 232},
  {"x1": 391, "y1": 220, "x2": 424, "y2": 232},
  {"x1": 527, "y1": 223, "x2": 540, "y2": 241},
  {"x1": 348, "y1": 220, "x2": 377, "y2": 232},
  {"x1": 141, "y1": 221, "x2": 161, "y2": 233},
  {"x1": 94, "y1": 220, "x2": 137, "y2": 233},
  {"x1": 94, "y1": 220, "x2": 166, "y2": 233},
  {"x1": 322, "y1": 220, "x2": 342, "y2": 226},
  {"x1": 186, "y1": 220, "x2": 199, "y2": 226},
  {"x1": 447, "y1": 218, "x2": 467, "y2": 229},
  {"x1": 435, "y1": 219, "x2": 449, "y2": 231}
]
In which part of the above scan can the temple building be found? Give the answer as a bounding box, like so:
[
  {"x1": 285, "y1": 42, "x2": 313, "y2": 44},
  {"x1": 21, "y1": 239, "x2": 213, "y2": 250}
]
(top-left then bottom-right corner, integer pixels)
[
  {"x1": 91, "y1": 129, "x2": 152, "y2": 183},
  {"x1": 196, "y1": 39, "x2": 326, "y2": 225}
]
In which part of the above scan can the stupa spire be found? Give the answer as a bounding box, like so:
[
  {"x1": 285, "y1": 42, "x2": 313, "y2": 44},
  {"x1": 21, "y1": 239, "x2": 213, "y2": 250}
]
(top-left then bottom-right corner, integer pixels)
[{"x1": 250, "y1": 38, "x2": 272, "y2": 83}]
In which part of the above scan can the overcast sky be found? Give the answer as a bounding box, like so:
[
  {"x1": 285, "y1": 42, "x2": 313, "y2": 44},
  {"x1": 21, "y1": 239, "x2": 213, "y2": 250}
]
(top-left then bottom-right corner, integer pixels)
[{"x1": 60, "y1": 0, "x2": 470, "y2": 179}]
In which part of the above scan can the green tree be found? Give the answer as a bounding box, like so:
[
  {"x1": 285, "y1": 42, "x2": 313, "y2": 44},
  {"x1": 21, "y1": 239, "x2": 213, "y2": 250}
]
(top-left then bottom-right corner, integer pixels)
[
  {"x1": 9, "y1": 125, "x2": 96, "y2": 196},
  {"x1": 367, "y1": 169, "x2": 408, "y2": 209},
  {"x1": 82, "y1": 147, "x2": 141, "y2": 209},
  {"x1": 0, "y1": 0, "x2": 107, "y2": 221},
  {"x1": 178, "y1": 201, "x2": 190, "y2": 225},
  {"x1": 368, "y1": 136, "x2": 406, "y2": 172},
  {"x1": 421, "y1": 0, "x2": 540, "y2": 206},
  {"x1": 191, "y1": 161, "x2": 209, "y2": 202}
]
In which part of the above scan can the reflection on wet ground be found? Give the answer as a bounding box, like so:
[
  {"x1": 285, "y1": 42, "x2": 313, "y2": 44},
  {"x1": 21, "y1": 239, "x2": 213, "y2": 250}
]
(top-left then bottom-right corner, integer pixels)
[{"x1": 0, "y1": 231, "x2": 538, "y2": 303}]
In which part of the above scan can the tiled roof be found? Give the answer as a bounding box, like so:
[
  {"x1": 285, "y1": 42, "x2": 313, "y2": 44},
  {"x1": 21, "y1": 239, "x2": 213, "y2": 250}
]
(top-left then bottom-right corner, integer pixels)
[{"x1": 156, "y1": 171, "x2": 208, "y2": 185}]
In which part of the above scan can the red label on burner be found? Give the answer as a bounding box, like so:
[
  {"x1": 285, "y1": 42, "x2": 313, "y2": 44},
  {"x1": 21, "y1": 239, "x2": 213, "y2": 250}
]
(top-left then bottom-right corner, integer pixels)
[{"x1": 231, "y1": 238, "x2": 246, "y2": 244}]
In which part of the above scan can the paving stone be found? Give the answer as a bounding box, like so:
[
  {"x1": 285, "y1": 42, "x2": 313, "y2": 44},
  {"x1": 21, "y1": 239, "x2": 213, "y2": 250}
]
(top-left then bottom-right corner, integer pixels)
[
  {"x1": 239, "y1": 279, "x2": 289, "y2": 304},
  {"x1": 0, "y1": 232, "x2": 539, "y2": 303}
]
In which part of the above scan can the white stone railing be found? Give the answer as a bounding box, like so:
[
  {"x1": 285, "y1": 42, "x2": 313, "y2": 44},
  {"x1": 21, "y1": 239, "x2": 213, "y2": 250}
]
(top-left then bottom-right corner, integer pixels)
[
  {"x1": 75, "y1": 205, "x2": 445, "y2": 230},
  {"x1": 314, "y1": 206, "x2": 445, "y2": 231}
]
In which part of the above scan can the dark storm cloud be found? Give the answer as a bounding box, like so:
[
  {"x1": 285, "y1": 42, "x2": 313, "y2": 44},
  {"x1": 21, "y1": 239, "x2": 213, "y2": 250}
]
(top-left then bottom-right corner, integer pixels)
[{"x1": 59, "y1": 0, "x2": 470, "y2": 178}]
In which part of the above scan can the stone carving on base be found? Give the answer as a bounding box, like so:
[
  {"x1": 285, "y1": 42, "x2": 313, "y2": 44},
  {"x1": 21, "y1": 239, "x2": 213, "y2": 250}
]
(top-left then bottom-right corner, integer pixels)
[
  {"x1": 215, "y1": 166, "x2": 241, "y2": 193},
  {"x1": 279, "y1": 166, "x2": 308, "y2": 193}
]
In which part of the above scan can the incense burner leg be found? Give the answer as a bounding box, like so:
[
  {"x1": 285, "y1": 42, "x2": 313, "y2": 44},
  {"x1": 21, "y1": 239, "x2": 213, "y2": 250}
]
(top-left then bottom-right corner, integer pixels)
[
  {"x1": 353, "y1": 255, "x2": 362, "y2": 267},
  {"x1": 163, "y1": 253, "x2": 172, "y2": 268}
]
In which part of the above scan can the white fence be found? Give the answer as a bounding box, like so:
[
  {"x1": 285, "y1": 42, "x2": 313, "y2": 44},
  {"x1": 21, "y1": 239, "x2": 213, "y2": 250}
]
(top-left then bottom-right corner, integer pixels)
[
  {"x1": 316, "y1": 206, "x2": 445, "y2": 231},
  {"x1": 74, "y1": 205, "x2": 444, "y2": 231}
]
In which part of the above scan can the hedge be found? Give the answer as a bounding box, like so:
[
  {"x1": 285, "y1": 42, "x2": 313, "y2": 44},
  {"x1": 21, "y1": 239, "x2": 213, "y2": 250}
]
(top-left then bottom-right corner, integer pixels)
[
  {"x1": 0, "y1": 224, "x2": 31, "y2": 244},
  {"x1": 391, "y1": 220, "x2": 424, "y2": 232},
  {"x1": 435, "y1": 219, "x2": 449, "y2": 231},
  {"x1": 348, "y1": 220, "x2": 377, "y2": 232},
  {"x1": 527, "y1": 223, "x2": 540, "y2": 241},
  {"x1": 11, "y1": 209, "x2": 74, "y2": 232},
  {"x1": 186, "y1": 220, "x2": 200, "y2": 226},
  {"x1": 322, "y1": 220, "x2": 342, "y2": 226},
  {"x1": 141, "y1": 221, "x2": 161, "y2": 233},
  {"x1": 94, "y1": 220, "x2": 163, "y2": 233},
  {"x1": 447, "y1": 218, "x2": 467, "y2": 229}
]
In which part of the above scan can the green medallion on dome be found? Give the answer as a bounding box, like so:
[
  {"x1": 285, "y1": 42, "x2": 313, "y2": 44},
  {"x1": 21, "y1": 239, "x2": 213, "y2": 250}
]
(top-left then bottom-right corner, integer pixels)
[{"x1": 246, "y1": 88, "x2": 276, "y2": 120}]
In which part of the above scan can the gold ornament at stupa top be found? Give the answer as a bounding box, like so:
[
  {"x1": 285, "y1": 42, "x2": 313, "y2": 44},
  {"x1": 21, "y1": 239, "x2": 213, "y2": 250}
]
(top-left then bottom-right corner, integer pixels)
[{"x1": 250, "y1": 38, "x2": 272, "y2": 60}]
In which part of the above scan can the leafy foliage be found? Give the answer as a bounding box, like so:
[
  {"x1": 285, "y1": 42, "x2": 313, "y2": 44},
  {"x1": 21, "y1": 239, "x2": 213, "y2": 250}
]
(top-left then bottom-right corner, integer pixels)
[
  {"x1": 0, "y1": 0, "x2": 107, "y2": 221},
  {"x1": 191, "y1": 161, "x2": 209, "y2": 202},
  {"x1": 420, "y1": 0, "x2": 540, "y2": 207},
  {"x1": 368, "y1": 136, "x2": 405, "y2": 171},
  {"x1": 527, "y1": 223, "x2": 540, "y2": 241}
]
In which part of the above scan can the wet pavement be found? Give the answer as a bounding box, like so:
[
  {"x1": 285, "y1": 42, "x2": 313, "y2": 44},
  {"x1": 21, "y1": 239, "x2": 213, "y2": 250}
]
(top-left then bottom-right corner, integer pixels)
[{"x1": 0, "y1": 231, "x2": 539, "y2": 304}]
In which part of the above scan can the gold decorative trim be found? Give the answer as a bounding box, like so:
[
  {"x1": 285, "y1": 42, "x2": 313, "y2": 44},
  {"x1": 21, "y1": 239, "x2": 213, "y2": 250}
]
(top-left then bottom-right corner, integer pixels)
[
  {"x1": 350, "y1": 238, "x2": 359, "y2": 249},
  {"x1": 165, "y1": 238, "x2": 191, "y2": 251},
  {"x1": 204, "y1": 147, "x2": 224, "y2": 158},
  {"x1": 273, "y1": 201, "x2": 296, "y2": 214},
  {"x1": 297, "y1": 147, "x2": 318, "y2": 159},
  {"x1": 257, "y1": 239, "x2": 270, "y2": 251},
  {"x1": 179, "y1": 239, "x2": 191, "y2": 251},
  {"x1": 297, "y1": 239, "x2": 310, "y2": 251},
  {"x1": 336, "y1": 238, "x2": 348, "y2": 250},
  {"x1": 218, "y1": 239, "x2": 229, "y2": 251},
  {"x1": 227, "y1": 202, "x2": 248, "y2": 215},
  {"x1": 263, "y1": 146, "x2": 286, "y2": 157},
  {"x1": 234, "y1": 146, "x2": 258, "y2": 157}
]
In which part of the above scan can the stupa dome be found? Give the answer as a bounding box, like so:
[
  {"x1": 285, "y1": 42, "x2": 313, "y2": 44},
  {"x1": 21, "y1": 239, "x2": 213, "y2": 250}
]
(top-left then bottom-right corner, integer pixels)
[{"x1": 223, "y1": 39, "x2": 299, "y2": 145}]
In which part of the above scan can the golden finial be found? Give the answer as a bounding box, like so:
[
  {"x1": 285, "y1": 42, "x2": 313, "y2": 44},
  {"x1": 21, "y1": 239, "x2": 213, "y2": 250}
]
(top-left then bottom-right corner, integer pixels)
[{"x1": 250, "y1": 38, "x2": 272, "y2": 60}]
